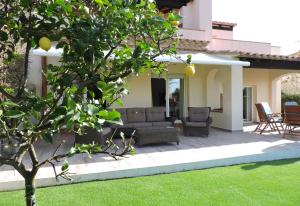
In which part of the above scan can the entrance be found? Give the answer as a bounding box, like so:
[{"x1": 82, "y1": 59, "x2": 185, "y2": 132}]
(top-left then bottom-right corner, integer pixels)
[
  {"x1": 151, "y1": 77, "x2": 185, "y2": 119},
  {"x1": 243, "y1": 87, "x2": 253, "y2": 122}
]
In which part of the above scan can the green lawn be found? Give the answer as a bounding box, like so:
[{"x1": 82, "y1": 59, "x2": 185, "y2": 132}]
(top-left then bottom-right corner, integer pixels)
[{"x1": 2, "y1": 159, "x2": 300, "y2": 206}]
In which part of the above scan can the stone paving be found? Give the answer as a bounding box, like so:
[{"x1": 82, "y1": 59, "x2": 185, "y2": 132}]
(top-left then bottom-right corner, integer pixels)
[{"x1": 1, "y1": 125, "x2": 300, "y2": 191}]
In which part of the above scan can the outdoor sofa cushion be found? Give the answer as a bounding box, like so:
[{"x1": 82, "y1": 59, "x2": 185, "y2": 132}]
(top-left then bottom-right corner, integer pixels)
[
  {"x1": 146, "y1": 107, "x2": 166, "y2": 122},
  {"x1": 75, "y1": 127, "x2": 112, "y2": 145},
  {"x1": 185, "y1": 122, "x2": 207, "y2": 127},
  {"x1": 126, "y1": 108, "x2": 146, "y2": 123},
  {"x1": 188, "y1": 107, "x2": 210, "y2": 122},
  {"x1": 152, "y1": 121, "x2": 172, "y2": 127},
  {"x1": 131, "y1": 122, "x2": 153, "y2": 128}
]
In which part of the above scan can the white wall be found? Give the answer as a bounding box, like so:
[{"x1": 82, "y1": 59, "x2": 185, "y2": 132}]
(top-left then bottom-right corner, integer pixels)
[
  {"x1": 28, "y1": 55, "x2": 61, "y2": 96},
  {"x1": 243, "y1": 69, "x2": 270, "y2": 122},
  {"x1": 243, "y1": 68, "x2": 300, "y2": 122},
  {"x1": 28, "y1": 52, "x2": 42, "y2": 95},
  {"x1": 121, "y1": 73, "x2": 152, "y2": 108},
  {"x1": 209, "y1": 65, "x2": 243, "y2": 131}
]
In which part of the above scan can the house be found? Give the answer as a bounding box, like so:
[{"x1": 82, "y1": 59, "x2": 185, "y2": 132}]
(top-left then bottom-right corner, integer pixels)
[{"x1": 28, "y1": 0, "x2": 300, "y2": 132}]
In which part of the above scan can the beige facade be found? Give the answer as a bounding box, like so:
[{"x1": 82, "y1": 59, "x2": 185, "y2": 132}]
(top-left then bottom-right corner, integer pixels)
[
  {"x1": 27, "y1": 0, "x2": 300, "y2": 132},
  {"x1": 243, "y1": 68, "x2": 300, "y2": 122},
  {"x1": 119, "y1": 63, "x2": 244, "y2": 131}
]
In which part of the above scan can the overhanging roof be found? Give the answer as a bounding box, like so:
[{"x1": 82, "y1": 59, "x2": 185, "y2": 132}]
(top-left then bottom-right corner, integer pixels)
[
  {"x1": 205, "y1": 50, "x2": 300, "y2": 69},
  {"x1": 156, "y1": 0, "x2": 192, "y2": 11},
  {"x1": 156, "y1": 53, "x2": 250, "y2": 66},
  {"x1": 33, "y1": 47, "x2": 63, "y2": 57},
  {"x1": 33, "y1": 47, "x2": 250, "y2": 66}
]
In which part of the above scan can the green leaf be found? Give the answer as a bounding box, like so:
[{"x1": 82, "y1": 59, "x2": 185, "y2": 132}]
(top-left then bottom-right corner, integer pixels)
[
  {"x1": 87, "y1": 104, "x2": 99, "y2": 116},
  {"x1": 0, "y1": 31, "x2": 8, "y2": 41},
  {"x1": 0, "y1": 110, "x2": 3, "y2": 116},
  {"x1": 107, "y1": 110, "x2": 121, "y2": 120},
  {"x1": 41, "y1": 133, "x2": 53, "y2": 144},
  {"x1": 61, "y1": 160, "x2": 69, "y2": 171},
  {"x1": 68, "y1": 147, "x2": 77, "y2": 156},
  {"x1": 4, "y1": 110, "x2": 25, "y2": 118},
  {"x1": 0, "y1": 101, "x2": 19, "y2": 107},
  {"x1": 115, "y1": 99, "x2": 123, "y2": 107}
]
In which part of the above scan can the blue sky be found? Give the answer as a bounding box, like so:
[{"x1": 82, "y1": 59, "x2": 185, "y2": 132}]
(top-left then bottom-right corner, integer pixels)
[{"x1": 212, "y1": 0, "x2": 300, "y2": 55}]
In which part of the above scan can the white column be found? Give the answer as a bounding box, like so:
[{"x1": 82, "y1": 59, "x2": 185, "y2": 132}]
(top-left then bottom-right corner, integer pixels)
[
  {"x1": 210, "y1": 65, "x2": 243, "y2": 131},
  {"x1": 229, "y1": 65, "x2": 244, "y2": 131},
  {"x1": 271, "y1": 80, "x2": 281, "y2": 113}
]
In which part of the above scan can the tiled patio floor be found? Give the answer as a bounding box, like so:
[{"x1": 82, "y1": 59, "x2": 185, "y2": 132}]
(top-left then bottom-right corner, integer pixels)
[{"x1": 1, "y1": 125, "x2": 300, "y2": 191}]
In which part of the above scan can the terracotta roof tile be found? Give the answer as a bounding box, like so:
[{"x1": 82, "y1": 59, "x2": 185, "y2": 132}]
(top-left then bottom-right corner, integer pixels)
[
  {"x1": 203, "y1": 50, "x2": 300, "y2": 62},
  {"x1": 212, "y1": 21, "x2": 237, "y2": 27}
]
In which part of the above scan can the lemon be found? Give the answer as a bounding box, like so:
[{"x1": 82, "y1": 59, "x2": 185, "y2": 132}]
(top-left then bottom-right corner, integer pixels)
[
  {"x1": 79, "y1": 5, "x2": 90, "y2": 18},
  {"x1": 171, "y1": 21, "x2": 180, "y2": 27},
  {"x1": 39, "y1": 37, "x2": 51, "y2": 51},
  {"x1": 185, "y1": 64, "x2": 195, "y2": 77}
]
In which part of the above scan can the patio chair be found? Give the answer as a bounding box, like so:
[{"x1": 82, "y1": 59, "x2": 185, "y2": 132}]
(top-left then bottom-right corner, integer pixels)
[
  {"x1": 182, "y1": 107, "x2": 212, "y2": 137},
  {"x1": 284, "y1": 101, "x2": 298, "y2": 106},
  {"x1": 283, "y1": 105, "x2": 300, "y2": 137},
  {"x1": 254, "y1": 102, "x2": 284, "y2": 134},
  {"x1": 74, "y1": 127, "x2": 112, "y2": 146}
]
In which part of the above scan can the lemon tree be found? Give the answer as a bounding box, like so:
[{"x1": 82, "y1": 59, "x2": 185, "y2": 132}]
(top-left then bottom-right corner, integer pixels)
[{"x1": 0, "y1": 1, "x2": 179, "y2": 206}]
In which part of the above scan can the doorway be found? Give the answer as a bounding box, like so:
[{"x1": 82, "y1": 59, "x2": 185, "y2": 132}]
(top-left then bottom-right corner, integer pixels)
[
  {"x1": 151, "y1": 77, "x2": 185, "y2": 119},
  {"x1": 243, "y1": 87, "x2": 253, "y2": 122},
  {"x1": 168, "y1": 78, "x2": 184, "y2": 119}
]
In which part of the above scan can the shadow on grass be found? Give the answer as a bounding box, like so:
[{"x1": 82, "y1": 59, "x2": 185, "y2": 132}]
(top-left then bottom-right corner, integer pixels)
[{"x1": 241, "y1": 158, "x2": 300, "y2": 170}]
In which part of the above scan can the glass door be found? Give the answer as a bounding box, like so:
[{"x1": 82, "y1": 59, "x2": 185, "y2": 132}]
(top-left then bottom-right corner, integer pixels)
[
  {"x1": 243, "y1": 87, "x2": 253, "y2": 122},
  {"x1": 168, "y1": 78, "x2": 184, "y2": 119}
]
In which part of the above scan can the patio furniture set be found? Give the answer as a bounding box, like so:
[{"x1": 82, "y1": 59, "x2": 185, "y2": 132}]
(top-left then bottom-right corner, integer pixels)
[
  {"x1": 75, "y1": 107, "x2": 212, "y2": 147},
  {"x1": 254, "y1": 102, "x2": 300, "y2": 137}
]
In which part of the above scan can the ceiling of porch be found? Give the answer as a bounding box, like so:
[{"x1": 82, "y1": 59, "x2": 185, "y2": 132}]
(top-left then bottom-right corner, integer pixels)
[{"x1": 156, "y1": 0, "x2": 193, "y2": 12}]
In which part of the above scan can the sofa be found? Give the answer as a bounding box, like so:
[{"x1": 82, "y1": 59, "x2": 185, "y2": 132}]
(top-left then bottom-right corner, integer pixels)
[
  {"x1": 183, "y1": 107, "x2": 212, "y2": 137},
  {"x1": 111, "y1": 107, "x2": 179, "y2": 146},
  {"x1": 74, "y1": 127, "x2": 112, "y2": 146}
]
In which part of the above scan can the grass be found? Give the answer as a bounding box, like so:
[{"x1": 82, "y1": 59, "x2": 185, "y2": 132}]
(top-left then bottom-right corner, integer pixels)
[{"x1": 1, "y1": 159, "x2": 300, "y2": 206}]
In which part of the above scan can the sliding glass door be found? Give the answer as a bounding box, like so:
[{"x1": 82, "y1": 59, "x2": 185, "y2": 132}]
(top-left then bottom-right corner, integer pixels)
[
  {"x1": 151, "y1": 76, "x2": 185, "y2": 119},
  {"x1": 168, "y1": 78, "x2": 184, "y2": 119},
  {"x1": 243, "y1": 87, "x2": 253, "y2": 122}
]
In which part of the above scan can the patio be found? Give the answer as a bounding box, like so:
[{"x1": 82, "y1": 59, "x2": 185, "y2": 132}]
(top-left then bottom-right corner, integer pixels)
[{"x1": 1, "y1": 125, "x2": 300, "y2": 191}]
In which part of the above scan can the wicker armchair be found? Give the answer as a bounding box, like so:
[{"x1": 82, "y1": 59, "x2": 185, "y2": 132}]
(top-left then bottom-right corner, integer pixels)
[
  {"x1": 74, "y1": 127, "x2": 112, "y2": 146},
  {"x1": 183, "y1": 107, "x2": 212, "y2": 137},
  {"x1": 283, "y1": 105, "x2": 300, "y2": 137}
]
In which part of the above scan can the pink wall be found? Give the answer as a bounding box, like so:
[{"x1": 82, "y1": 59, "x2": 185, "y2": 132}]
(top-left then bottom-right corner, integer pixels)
[
  {"x1": 179, "y1": 29, "x2": 209, "y2": 41},
  {"x1": 207, "y1": 38, "x2": 273, "y2": 54},
  {"x1": 212, "y1": 29, "x2": 233, "y2": 40}
]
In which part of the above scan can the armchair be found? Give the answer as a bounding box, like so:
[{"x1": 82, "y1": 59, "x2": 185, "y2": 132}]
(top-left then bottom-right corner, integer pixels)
[{"x1": 183, "y1": 107, "x2": 212, "y2": 137}]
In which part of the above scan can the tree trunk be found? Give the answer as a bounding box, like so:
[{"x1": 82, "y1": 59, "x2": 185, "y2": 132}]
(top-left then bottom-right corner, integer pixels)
[{"x1": 25, "y1": 177, "x2": 37, "y2": 206}]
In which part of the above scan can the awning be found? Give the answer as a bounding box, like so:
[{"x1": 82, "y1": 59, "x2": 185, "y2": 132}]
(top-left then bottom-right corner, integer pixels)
[
  {"x1": 156, "y1": 53, "x2": 250, "y2": 66},
  {"x1": 33, "y1": 46, "x2": 250, "y2": 66},
  {"x1": 33, "y1": 46, "x2": 63, "y2": 57}
]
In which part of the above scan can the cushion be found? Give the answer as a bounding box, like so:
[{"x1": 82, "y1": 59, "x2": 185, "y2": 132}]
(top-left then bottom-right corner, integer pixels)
[
  {"x1": 185, "y1": 122, "x2": 207, "y2": 127},
  {"x1": 188, "y1": 107, "x2": 210, "y2": 122},
  {"x1": 152, "y1": 121, "x2": 172, "y2": 127},
  {"x1": 146, "y1": 107, "x2": 166, "y2": 122},
  {"x1": 116, "y1": 108, "x2": 127, "y2": 124},
  {"x1": 101, "y1": 127, "x2": 112, "y2": 136},
  {"x1": 110, "y1": 123, "x2": 133, "y2": 129},
  {"x1": 126, "y1": 108, "x2": 146, "y2": 123},
  {"x1": 261, "y1": 102, "x2": 272, "y2": 115},
  {"x1": 132, "y1": 122, "x2": 152, "y2": 128}
]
